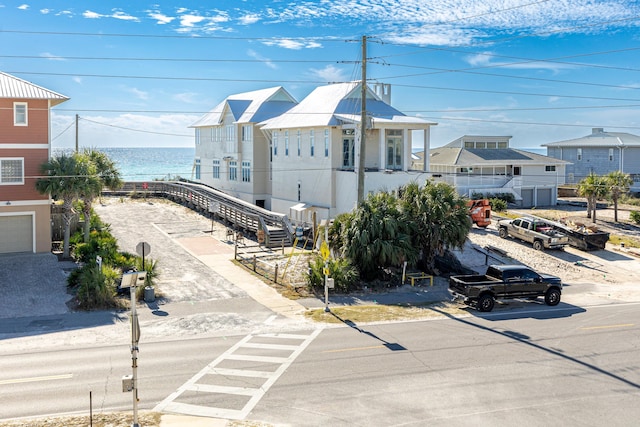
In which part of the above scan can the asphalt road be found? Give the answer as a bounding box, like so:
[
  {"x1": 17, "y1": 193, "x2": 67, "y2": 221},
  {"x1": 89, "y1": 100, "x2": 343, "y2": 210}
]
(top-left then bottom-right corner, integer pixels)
[{"x1": 2, "y1": 302, "x2": 638, "y2": 425}]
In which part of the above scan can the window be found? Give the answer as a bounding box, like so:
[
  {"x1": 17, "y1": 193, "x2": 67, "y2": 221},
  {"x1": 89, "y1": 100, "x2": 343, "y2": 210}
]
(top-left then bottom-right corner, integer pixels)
[
  {"x1": 297, "y1": 130, "x2": 301, "y2": 156},
  {"x1": 310, "y1": 130, "x2": 315, "y2": 157},
  {"x1": 609, "y1": 148, "x2": 614, "y2": 162},
  {"x1": 14, "y1": 103, "x2": 27, "y2": 126},
  {"x1": 386, "y1": 129, "x2": 403, "y2": 170},
  {"x1": 298, "y1": 181, "x2": 301, "y2": 201},
  {"x1": 194, "y1": 158, "x2": 201, "y2": 180},
  {"x1": 324, "y1": 129, "x2": 329, "y2": 157},
  {"x1": 242, "y1": 161, "x2": 251, "y2": 182},
  {"x1": 226, "y1": 125, "x2": 235, "y2": 142},
  {"x1": 342, "y1": 129, "x2": 355, "y2": 168},
  {"x1": 513, "y1": 166, "x2": 521, "y2": 176},
  {"x1": 577, "y1": 148, "x2": 582, "y2": 161},
  {"x1": 195, "y1": 129, "x2": 201, "y2": 145},
  {"x1": 213, "y1": 159, "x2": 220, "y2": 179},
  {"x1": 0, "y1": 158, "x2": 24, "y2": 184},
  {"x1": 497, "y1": 141, "x2": 508, "y2": 148},
  {"x1": 545, "y1": 165, "x2": 556, "y2": 172},
  {"x1": 229, "y1": 161, "x2": 238, "y2": 181},
  {"x1": 273, "y1": 131, "x2": 278, "y2": 156},
  {"x1": 242, "y1": 125, "x2": 253, "y2": 142},
  {"x1": 214, "y1": 126, "x2": 222, "y2": 142},
  {"x1": 285, "y1": 131, "x2": 289, "y2": 156}
]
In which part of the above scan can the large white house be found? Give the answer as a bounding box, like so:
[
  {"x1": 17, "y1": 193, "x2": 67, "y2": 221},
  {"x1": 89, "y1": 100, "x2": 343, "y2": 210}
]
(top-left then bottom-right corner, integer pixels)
[
  {"x1": 191, "y1": 86, "x2": 298, "y2": 209},
  {"x1": 192, "y1": 82, "x2": 436, "y2": 222},
  {"x1": 259, "y1": 82, "x2": 435, "y2": 221},
  {"x1": 423, "y1": 135, "x2": 568, "y2": 207}
]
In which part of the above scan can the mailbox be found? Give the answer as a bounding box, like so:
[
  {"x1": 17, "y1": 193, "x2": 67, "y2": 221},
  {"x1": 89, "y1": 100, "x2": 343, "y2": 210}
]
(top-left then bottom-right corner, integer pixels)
[{"x1": 122, "y1": 375, "x2": 133, "y2": 392}]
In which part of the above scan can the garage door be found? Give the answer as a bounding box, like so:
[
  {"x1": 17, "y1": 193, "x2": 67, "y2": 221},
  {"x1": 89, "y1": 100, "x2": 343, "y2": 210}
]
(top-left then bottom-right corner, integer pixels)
[
  {"x1": 0, "y1": 215, "x2": 33, "y2": 253},
  {"x1": 521, "y1": 189, "x2": 534, "y2": 208},
  {"x1": 537, "y1": 188, "x2": 552, "y2": 206}
]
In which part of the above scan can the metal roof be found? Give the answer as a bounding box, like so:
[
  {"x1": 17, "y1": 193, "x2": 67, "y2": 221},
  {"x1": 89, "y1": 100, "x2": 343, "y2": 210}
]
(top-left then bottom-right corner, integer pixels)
[
  {"x1": 428, "y1": 147, "x2": 569, "y2": 166},
  {"x1": 542, "y1": 128, "x2": 640, "y2": 147},
  {"x1": 190, "y1": 86, "x2": 298, "y2": 127},
  {"x1": 0, "y1": 71, "x2": 69, "y2": 106},
  {"x1": 260, "y1": 82, "x2": 435, "y2": 130}
]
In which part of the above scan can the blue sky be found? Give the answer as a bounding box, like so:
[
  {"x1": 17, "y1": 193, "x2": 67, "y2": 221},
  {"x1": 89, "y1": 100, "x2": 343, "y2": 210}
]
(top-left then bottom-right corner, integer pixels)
[{"x1": 1, "y1": 0, "x2": 640, "y2": 149}]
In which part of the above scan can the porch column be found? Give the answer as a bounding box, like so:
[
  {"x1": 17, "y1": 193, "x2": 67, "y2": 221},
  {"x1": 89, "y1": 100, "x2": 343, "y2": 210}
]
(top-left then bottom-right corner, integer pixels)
[
  {"x1": 379, "y1": 127, "x2": 386, "y2": 170},
  {"x1": 423, "y1": 127, "x2": 430, "y2": 172}
]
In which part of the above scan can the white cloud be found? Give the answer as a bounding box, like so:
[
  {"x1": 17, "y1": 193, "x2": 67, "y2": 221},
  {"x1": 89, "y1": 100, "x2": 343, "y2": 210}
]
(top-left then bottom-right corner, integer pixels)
[
  {"x1": 239, "y1": 13, "x2": 260, "y2": 25},
  {"x1": 179, "y1": 14, "x2": 206, "y2": 27},
  {"x1": 83, "y1": 10, "x2": 102, "y2": 19},
  {"x1": 247, "y1": 49, "x2": 277, "y2": 69},
  {"x1": 173, "y1": 92, "x2": 198, "y2": 104},
  {"x1": 307, "y1": 65, "x2": 347, "y2": 82},
  {"x1": 125, "y1": 87, "x2": 149, "y2": 100},
  {"x1": 73, "y1": 77, "x2": 82, "y2": 84},
  {"x1": 148, "y1": 11, "x2": 175, "y2": 24},
  {"x1": 41, "y1": 52, "x2": 65, "y2": 61},
  {"x1": 262, "y1": 38, "x2": 322, "y2": 50},
  {"x1": 17, "y1": 4, "x2": 28, "y2": 10},
  {"x1": 40, "y1": 8, "x2": 50, "y2": 14},
  {"x1": 111, "y1": 10, "x2": 139, "y2": 22}
]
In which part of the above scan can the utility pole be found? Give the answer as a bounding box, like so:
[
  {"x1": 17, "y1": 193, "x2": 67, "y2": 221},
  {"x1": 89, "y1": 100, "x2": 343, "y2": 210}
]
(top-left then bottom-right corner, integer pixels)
[
  {"x1": 75, "y1": 114, "x2": 79, "y2": 152},
  {"x1": 357, "y1": 35, "x2": 367, "y2": 205}
]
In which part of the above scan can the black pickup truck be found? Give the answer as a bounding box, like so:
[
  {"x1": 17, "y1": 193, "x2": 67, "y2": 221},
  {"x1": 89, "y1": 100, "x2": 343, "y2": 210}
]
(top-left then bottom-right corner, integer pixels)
[{"x1": 449, "y1": 264, "x2": 562, "y2": 312}]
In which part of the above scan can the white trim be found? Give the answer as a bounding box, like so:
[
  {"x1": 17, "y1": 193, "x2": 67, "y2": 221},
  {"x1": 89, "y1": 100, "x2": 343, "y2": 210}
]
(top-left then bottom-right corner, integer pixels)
[
  {"x1": 0, "y1": 144, "x2": 49, "y2": 149},
  {"x1": 0, "y1": 199, "x2": 51, "y2": 206},
  {"x1": 13, "y1": 102, "x2": 28, "y2": 126}
]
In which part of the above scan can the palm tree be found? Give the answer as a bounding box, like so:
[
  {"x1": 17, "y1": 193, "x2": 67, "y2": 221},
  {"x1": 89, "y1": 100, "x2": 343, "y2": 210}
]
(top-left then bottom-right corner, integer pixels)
[
  {"x1": 577, "y1": 173, "x2": 609, "y2": 223},
  {"x1": 400, "y1": 181, "x2": 471, "y2": 272},
  {"x1": 606, "y1": 170, "x2": 633, "y2": 222},
  {"x1": 74, "y1": 153, "x2": 103, "y2": 243},
  {"x1": 35, "y1": 154, "x2": 85, "y2": 258},
  {"x1": 342, "y1": 191, "x2": 416, "y2": 280},
  {"x1": 79, "y1": 149, "x2": 123, "y2": 242}
]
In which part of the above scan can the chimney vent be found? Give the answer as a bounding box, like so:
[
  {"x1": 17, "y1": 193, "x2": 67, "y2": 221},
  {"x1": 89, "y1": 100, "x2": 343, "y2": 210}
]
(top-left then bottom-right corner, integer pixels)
[
  {"x1": 373, "y1": 83, "x2": 391, "y2": 104},
  {"x1": 592, "y1": 127, "x2": 604, "y2": 134}
]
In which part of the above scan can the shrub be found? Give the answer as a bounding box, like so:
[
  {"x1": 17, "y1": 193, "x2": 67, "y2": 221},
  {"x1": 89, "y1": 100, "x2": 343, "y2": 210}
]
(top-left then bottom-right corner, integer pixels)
[
  {"x1": 489, "y1": 198, "x2": 508, "y2": 212},
  {"x1": 307, "y1": 256, "x2": 359, "y2": 293},
  {"x1": 74, "y1": 264, "x2": 120, "y2": 310},
  {"x1": 630, "y1": 210, "x2": 640, "y2": 224}
]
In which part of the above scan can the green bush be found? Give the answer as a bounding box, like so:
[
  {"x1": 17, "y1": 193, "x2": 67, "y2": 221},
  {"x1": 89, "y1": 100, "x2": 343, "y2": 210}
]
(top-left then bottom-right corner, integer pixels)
[
  {"x1": 489, "y1": 198, "x2": 508, "y2": 212},
  {"x1": 307, "y1": 256, "x2": 359, "y2": 293},
  {"x1": 75, "y1": 264, "x2": 120, "y2": 310},
  {"x1": 630, "y1": 210, "x2": 640, "y2": 224}
]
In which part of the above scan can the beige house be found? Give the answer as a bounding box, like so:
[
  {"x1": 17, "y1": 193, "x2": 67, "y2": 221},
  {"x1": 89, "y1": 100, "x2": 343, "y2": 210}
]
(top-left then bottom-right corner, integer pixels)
[{"x1": 421, "y1": 135, "x2": 568, "y2": 207}]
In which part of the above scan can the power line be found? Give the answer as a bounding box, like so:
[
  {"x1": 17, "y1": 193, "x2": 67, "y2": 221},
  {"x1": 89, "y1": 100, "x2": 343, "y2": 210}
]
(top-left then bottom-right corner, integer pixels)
[
  {"x1": 0, "y1": 54, "x2": 339, "y2": 65},
  {"x1": 79, "y1": 117, "x2": 192, "y2": 137}
]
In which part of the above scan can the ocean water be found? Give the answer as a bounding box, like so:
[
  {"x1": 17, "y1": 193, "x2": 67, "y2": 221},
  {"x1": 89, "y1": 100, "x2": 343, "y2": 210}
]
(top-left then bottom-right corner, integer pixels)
[{"x1": 53, "y1": 147, "x2": 195, "y2": 181}]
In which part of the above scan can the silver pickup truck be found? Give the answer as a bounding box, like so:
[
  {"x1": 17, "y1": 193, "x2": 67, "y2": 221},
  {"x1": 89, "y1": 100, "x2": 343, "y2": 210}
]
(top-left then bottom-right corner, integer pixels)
[{"x1": 498, "y1": 217, "x2": 569, "y2": 251}]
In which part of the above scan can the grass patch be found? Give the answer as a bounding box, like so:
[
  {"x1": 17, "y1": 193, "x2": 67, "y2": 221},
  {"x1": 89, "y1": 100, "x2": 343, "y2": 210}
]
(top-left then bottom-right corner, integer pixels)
[
  {"x1": 304, "y1": 301, "x2": 467, "y2": 323},
  {"x1": 0, "y1": 412, "x2": 162, "y2": 427},
  {"x1": 607, "y1": 234, "x2": 640, "y2": 248}
]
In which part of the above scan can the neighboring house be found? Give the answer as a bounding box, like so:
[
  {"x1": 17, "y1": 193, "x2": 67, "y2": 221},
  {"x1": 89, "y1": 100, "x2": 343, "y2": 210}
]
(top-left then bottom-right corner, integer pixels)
[
  {"x1": 259, "y1": 82, "x2": 436, "y2": 220},
  {"x1": 0, "y1": 71, "x2": 69, "y2": 254},
  {"x1": 191, "y1": 86, "x2": 298, "y2": 209},
  {"x1": 424, "y1": 135, "x2": 568, "y2": 207},
  {"x1": 543, "y1": 128, "x2": 640, "y2": 191}
]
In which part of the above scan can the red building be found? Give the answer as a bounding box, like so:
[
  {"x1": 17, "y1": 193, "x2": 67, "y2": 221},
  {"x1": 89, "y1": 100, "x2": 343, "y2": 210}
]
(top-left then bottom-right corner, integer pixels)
[{"x1": 0, "y1": 71, "x2": 69, "y2": 254}]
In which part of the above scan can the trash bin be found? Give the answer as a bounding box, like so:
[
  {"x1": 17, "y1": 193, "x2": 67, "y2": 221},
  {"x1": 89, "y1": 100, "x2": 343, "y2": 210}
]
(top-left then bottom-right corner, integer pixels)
[{"x1": 144, "y1": 286, "x2": 155, "y2": 303}]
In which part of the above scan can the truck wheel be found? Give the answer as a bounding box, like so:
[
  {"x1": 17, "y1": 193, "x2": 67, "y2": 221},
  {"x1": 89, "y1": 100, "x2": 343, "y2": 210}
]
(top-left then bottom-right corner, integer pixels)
[
  {"x1": 533, "y1": 240, "x2": 544, "y2": 251},
  {"x1": 499, "y1": 228, "x2": 508, "y2": 239},
  {"x1": 545, "y1": 289, "x2": 561, "y2": 306},
  {"x1": 477, "y1": 294, "x2": 495, "y2": 312}
]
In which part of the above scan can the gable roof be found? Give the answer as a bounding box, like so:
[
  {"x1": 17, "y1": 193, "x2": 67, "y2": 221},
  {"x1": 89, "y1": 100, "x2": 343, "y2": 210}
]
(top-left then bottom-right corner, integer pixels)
[
  {"x1": 191, "y1": 86, "x2": 297, "y2": 127},
  {"x1": 542, "y1": 128, "x2": 640, "y2": 147},
  {"x1": 0, "y1": 71, "x2": 69, "y2": 106},
  {"x1": 260, "y1": 82, "x2": 435, "y2": 130},
  {"x1": 428, "y1": 147, "x2": 569, "y2": 167}
]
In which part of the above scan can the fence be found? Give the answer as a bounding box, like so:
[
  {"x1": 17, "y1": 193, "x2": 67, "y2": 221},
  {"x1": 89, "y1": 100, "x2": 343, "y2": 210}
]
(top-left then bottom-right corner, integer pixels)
[{"x1": 234, "y1": 242, "x2": 311, "y2": 288}]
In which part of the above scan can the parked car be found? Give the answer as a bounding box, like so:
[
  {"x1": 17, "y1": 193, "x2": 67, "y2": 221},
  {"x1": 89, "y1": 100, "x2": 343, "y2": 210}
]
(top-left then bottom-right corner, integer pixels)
[{"x1": 498, "y1": 217, "x2": 569, "y2": 250}]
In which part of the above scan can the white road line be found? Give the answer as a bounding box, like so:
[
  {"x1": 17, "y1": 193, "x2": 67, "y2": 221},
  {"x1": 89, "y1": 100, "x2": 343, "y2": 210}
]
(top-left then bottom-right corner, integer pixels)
[
  {"x1": 0, "y1": 374, "x2": 73, "y2": 385},
  {"x1": 154, "y1": 328, "x2": 323, "y2": 420}
]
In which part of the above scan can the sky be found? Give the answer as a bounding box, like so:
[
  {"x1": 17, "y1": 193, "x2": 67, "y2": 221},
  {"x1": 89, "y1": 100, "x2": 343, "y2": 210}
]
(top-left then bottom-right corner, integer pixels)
[{"x1": 1, "y1": 0, "x2": 640, "y2": 150}]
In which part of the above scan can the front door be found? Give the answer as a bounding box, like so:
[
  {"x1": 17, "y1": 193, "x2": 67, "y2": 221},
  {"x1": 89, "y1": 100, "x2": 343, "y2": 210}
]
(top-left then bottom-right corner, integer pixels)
[{"x1": 386, "y1": 129, "x2": 403, "y2": 170}]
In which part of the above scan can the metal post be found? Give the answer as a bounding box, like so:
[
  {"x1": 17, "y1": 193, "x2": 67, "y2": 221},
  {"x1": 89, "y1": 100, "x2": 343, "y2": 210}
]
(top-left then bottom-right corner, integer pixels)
[
  {"x1": 130, "y1": 284, "x2": 139, "y2": 427},
  {"x1": 324, "y1": 261, "x2": 330, "y2": 312}
]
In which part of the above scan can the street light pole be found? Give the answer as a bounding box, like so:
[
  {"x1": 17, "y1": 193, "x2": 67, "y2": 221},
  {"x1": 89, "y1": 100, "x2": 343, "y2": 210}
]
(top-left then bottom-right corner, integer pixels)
[{"x1": 130, "y1": 282, "x2": 140, "y2": 427}]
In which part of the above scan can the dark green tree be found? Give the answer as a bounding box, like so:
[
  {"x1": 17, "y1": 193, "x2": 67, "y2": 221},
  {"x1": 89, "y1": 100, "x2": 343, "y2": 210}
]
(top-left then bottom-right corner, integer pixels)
[
  {"x1": 606, "y1": 170, "x2": 633, "y2": 222},
  {"x1": 400, "y1": 181, "x2": 471, "y2": 271}
]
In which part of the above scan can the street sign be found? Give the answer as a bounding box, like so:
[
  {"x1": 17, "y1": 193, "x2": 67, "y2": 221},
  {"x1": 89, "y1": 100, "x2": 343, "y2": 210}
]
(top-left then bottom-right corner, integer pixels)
[
  {"x1": 320, "y1": 241, "x2": 330, "y2": 260},
  {"x1": 136, "y1": 242, "x2": 151, "y2": 257}
]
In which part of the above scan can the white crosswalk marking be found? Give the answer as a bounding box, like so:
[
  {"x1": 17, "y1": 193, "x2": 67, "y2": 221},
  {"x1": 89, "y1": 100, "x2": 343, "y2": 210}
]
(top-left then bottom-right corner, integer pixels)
[{"x1": 154, "y1": 328, "x2": 322, "y2": 420}]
